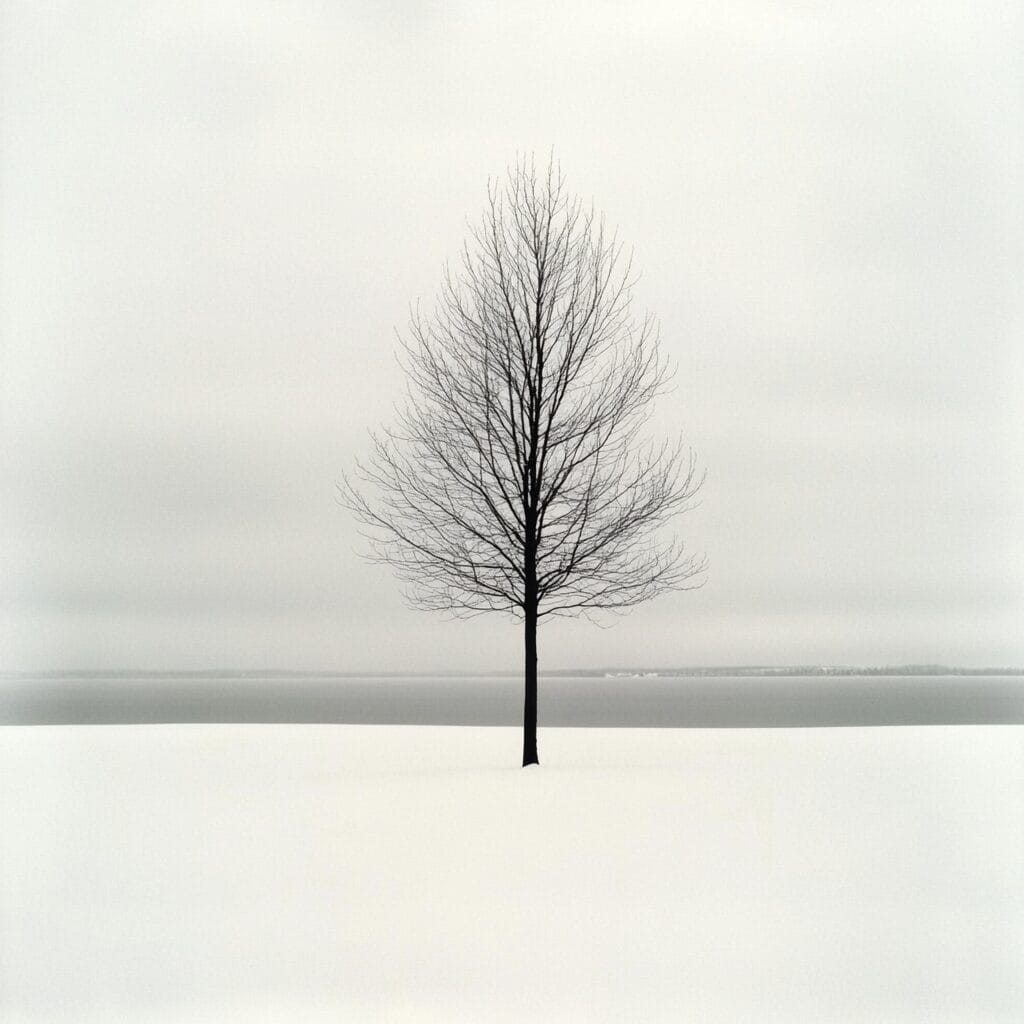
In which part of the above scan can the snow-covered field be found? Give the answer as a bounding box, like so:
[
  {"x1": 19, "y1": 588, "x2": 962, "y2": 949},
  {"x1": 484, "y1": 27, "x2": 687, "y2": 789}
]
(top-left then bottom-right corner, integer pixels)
[{"x1": 2, "y1": 725, "x2": 1022, "y2": 1022}]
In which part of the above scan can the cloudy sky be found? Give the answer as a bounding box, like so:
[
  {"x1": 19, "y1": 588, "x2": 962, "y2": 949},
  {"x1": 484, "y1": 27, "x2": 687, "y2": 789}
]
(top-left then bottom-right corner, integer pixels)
[{"x1": 2, "y1": 1, "x2": 1022, "y2": 672}]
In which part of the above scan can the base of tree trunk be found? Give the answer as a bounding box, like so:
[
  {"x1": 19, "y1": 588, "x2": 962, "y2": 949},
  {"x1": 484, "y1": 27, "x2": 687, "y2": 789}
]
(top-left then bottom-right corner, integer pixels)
[{"x1": 523, "y1": 602, "x2": 539, "y2": 767}]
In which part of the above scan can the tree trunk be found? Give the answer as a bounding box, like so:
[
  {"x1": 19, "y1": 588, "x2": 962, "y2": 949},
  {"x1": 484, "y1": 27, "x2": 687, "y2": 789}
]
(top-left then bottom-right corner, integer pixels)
[{"x1": 522, "y1": 601, "x2": 539, "y2": 766}]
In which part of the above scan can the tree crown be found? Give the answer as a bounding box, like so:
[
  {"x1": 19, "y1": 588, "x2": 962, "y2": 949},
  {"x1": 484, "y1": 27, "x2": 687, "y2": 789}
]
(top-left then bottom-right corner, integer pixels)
[{"x1": 341, "y1": 157, "x2": 705, "y2": 619}]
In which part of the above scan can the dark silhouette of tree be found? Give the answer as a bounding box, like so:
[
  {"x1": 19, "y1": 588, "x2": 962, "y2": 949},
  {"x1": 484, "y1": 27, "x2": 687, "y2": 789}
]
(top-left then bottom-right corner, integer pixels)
[{"x1": 341, "y1": 157, "x2": 705, "y2": 766}]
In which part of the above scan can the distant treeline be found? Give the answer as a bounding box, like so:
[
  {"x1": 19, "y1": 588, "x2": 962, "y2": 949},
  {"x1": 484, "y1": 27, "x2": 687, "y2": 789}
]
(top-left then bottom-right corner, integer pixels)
[
  {"x1": 557, "y1": 665, "x2": 1024, "y2": 678},
  {"x1": 2, "y1": 665, "x2": 1022, "y2": 680}
]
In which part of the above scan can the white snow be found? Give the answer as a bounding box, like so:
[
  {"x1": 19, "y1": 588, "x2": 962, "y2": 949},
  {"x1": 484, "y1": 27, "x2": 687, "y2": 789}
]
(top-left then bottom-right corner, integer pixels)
[{"x1": 2, "y1": 724, "x2": 1022, "y2": 1022}]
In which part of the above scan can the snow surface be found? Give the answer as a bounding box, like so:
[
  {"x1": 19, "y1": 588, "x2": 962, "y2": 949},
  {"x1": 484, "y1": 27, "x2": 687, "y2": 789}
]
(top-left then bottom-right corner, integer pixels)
[{"x1": 2, "y1": 724, "x2": 1022, "y2": 1022}]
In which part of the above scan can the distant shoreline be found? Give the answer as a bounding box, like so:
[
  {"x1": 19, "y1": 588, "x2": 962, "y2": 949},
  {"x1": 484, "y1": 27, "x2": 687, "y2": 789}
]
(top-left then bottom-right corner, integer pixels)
[{"x1": 2, "y1": 665, "x2": 1023, "y2": 680}]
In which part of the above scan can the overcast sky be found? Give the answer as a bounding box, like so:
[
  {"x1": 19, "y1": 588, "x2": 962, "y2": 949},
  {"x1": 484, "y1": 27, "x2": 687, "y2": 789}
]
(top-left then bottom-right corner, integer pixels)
[{"x1": 2, "y1": 1, "x2": 1022, "y2": 672}]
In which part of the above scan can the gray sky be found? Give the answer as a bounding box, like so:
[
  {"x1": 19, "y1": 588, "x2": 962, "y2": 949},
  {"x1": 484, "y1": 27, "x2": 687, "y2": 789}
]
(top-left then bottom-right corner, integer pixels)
[{"x1": 2, "y1": 1, "x2": 1022, "y2": 672}]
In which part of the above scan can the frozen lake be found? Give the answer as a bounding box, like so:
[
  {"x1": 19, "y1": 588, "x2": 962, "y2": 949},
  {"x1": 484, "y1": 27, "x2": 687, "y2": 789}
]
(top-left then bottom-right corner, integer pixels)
[{"x1": 2, "y1": 672, "x2": 1023, "y2": 726}]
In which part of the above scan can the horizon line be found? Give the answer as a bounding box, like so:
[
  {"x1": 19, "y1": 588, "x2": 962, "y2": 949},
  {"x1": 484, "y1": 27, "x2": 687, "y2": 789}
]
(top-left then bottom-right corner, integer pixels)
[{"x1": 3, "y1": 664, "x2": 1023, "y2": 678}]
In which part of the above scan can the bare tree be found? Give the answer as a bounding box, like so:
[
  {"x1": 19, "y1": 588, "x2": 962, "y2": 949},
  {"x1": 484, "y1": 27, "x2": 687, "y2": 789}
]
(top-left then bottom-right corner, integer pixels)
[{"x1": 340, "y1": 157, "x2": 705, "y2": 766}]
